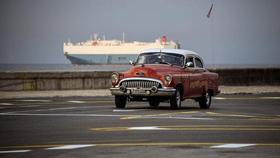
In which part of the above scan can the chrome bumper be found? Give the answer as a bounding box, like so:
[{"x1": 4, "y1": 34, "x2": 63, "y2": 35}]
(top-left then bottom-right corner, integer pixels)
[{"x1": 110, "y1": 87, "x2": 176, "y2": 97}]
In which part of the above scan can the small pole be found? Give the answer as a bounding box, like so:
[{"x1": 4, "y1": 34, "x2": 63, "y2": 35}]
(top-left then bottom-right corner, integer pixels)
[{"x1": 122, "y1": 32, "x2": 125, "y2": 43}]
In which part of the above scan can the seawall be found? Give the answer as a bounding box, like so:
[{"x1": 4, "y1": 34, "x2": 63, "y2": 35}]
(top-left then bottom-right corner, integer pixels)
[{"x1": 0, "y1": 68, "x2": 279, "y2": 91}]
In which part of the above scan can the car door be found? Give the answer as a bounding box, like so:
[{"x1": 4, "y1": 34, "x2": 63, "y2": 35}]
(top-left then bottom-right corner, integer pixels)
[
  {"x1": 194, "y1": 56, "x2": 207, "y2": 96},
  {"x1": 182, "y1": 56, "x2": 199, "y2": 97}
]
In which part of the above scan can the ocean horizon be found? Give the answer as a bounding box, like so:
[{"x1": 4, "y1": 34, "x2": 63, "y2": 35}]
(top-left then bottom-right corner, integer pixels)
[{"x1": 0, "y1": 64, "x2": 279, "y2": 72}]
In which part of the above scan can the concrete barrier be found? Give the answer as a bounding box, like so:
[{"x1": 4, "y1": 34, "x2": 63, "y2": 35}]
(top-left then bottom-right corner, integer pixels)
[
  {"x1": 0, "y1": 71, "x2": 112, "y2": 91},
  {"x1": 0, "y1": 68, "x2": 279, "y2": 91},
  {"x1": 210, "y1": 68, "x2": 280, "y2": 86}
]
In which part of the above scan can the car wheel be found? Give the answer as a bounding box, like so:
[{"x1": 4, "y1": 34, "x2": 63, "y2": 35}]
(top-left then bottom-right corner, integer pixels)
[
  {"x1": 199, "y1": 91, "x2": 212, "y2": 109},
  {"x1": 115, "y1": 96, "x2": 127, "y2": 108},
  {"x1": 170, "y1": 87, "x2": 181, "y2": 109},
  {"x1": 149, "y1": 98, "x2": 160, "y2": 108}
]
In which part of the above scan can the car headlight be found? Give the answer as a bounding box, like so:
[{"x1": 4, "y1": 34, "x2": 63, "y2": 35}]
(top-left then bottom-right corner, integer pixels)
[
  {"x1": 164, "y1": 74, "x2": 172, "y2": 85},
  {"x1": 111, "y1": 73, "x2": 119, "y2": 84}
]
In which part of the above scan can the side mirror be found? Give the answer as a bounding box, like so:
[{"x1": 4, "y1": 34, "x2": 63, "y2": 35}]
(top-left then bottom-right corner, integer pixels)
[
  {"x1": 185, "y1": 61, "x2": 194, "y2": 68},
  {"x1": 129, "y1": 60, "x2": 135, "y2": 65}
]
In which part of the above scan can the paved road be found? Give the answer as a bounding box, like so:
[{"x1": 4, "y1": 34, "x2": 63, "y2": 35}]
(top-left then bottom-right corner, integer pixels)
[{"x1": 0, "y1": 94, "x2": 280, "y2": 158}]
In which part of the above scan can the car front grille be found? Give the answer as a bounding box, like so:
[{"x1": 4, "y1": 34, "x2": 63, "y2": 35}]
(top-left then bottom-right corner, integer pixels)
[{"x1": 120, "y1": 80, "x2": 161, "y2": 88}]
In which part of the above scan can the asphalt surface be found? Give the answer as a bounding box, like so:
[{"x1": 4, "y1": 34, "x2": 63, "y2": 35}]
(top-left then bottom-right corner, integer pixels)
[{"x1": 0, "y1": 94, "x2": 280, "y2": 158}]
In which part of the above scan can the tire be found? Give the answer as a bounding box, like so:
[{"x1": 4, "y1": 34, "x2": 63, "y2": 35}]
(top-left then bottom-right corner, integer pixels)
[
  {"x1": 115, "y1": 96, "x2": 127, "y2": 108},
  {"x1": 149, "y1": 98, "x2": 160, "y2": 108},
  {"x1": 170, "y1": 87, "x2": 181, "y2": 109},
  {"x1": 199, "y1": 91, "x2": 212, "y2": 109}
]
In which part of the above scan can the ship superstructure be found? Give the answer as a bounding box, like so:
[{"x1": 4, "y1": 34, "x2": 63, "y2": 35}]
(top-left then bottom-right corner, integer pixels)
[{"x1": 63, "y1": 34, "x2": 180, "y2": 64}]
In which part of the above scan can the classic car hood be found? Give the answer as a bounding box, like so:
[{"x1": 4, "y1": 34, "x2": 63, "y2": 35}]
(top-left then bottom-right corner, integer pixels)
[{"x1": 123, "y1": 64, "x2": 182, "y2": 78}]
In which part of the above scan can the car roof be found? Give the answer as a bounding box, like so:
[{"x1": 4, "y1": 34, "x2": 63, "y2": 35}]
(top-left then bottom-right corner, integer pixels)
[{"x1": 141, "y1": 48, "x2": 200, "y2": 57}]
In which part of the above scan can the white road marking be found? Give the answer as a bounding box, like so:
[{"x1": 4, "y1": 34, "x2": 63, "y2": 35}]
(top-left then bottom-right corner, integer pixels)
[
  {"x1": 0, "y1": 150, "x2": 31, "y2": 154},
  {"x1": 113, "y1": 109, "x2": 137, "y2": 112},
  {"x1": 18, "y1": 100, "x2": 51, "y2": 102},
  {"x1": 210, "y1": 143, "x2": 256, "y2": 148},
  {"x1": 0, "y1": 113, "x2": 130, "y2": 117},
  {"x1": 128, "y1": 126, "x2": 166, "y2": 130},
  {"x1": 144, "y1": 116, "x2": 214, "y2": 120},
  {"x1": 0, "y1": 103, "x2": 14, "y2": 105},
  {"x1": 2, "y1": 106, "x2": 94, "y2": 114},
  {"x1": 67, "y1": 101, "x2": 85, "y2": 103},
  {"x1": 46, "y1": 144, "x2": 95, "y2": 150},
  {"x1": 214, "y1": 97, "x2": 226, "y2": 100}
]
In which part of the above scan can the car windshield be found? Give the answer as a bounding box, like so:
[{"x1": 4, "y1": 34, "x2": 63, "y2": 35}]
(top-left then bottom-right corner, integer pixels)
[{"x1": 135, "y1": 52, "x2": 185, "y2": 67}]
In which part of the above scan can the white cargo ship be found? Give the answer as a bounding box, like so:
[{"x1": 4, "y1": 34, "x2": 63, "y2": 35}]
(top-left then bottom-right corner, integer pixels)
[{"x1": 63, "y1": 34, "x2": 180, "y2": 64}]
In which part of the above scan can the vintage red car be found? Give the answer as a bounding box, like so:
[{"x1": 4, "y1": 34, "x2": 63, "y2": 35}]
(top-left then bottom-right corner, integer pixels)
[{"x1": 110, "y1": 48, "x2": 219, "y2": 109}]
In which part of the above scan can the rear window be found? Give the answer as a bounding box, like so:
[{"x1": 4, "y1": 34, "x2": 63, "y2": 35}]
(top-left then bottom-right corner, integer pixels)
[{"x1": 195, "y1": 57, "x2": 203, "y2": 68}]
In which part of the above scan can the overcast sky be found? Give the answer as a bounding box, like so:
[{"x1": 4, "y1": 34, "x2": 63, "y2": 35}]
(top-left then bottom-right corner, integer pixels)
[{"x1": 0, "y1": 0, "x2": 279, "y2": 64}]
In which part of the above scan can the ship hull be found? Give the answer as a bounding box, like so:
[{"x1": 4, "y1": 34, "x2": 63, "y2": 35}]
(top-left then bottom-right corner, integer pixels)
[
  {"x1": 65, "y1": 54, "x2": 138, "y2": 65},
  {"x1": 63, "y1": 36, "x2": 179, "y2": 65}
]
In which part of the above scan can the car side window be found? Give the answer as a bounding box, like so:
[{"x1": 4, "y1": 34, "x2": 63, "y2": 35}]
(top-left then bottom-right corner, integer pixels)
[
  {"x1": 195, "y1": 57, "x2": 203, "y2": 68},
  {"x1": 186, "y1": 56, "x2": 194, "y2": 68}
]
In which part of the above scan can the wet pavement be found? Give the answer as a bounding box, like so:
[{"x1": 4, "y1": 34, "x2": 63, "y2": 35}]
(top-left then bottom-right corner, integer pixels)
[{"x1": 0, "y1": 94, "x2": 280, "y2": 158}]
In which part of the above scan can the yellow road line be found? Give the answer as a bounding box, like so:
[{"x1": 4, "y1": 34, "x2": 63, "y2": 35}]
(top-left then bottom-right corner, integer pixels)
[
  {"x1": 92, "y1": 125, "x2": 280, "y2": 128},
  {"x1": 206, "y1": 112, "x2": 255, "y2": 118},
  {"x1": 250, "y1": 118, "x2": 280, "y2": 121},
  {"x1": 160, "y1": 125, "x2": 280, "y2": 127},
  {"x1": 91, "y1": 128, "x2": 280, "y2": 132},
  {"x1": 120, "y1": 111, "x2": 198, "y2": 120},
  {"x1": 205, "y1": 112, "x2": 280, "y2": 120},
  {"x1": 90, "y1": 125, "x2": 280, "y2": 132},
  {"x1": 95, "y1": 142, "x2": 280, "y2": 147},
  {"x1": 159, "y1": 128, "x2": 280, "y2": 131},
  {"x1": 121, "y1": 111, "x2": 280, "y2": 120}
]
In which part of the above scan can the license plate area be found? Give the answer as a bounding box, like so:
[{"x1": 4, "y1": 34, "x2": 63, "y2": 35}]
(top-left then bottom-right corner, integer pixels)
[{"x1": 132, "y1": 89, "x2": 146, "y2": 94}]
